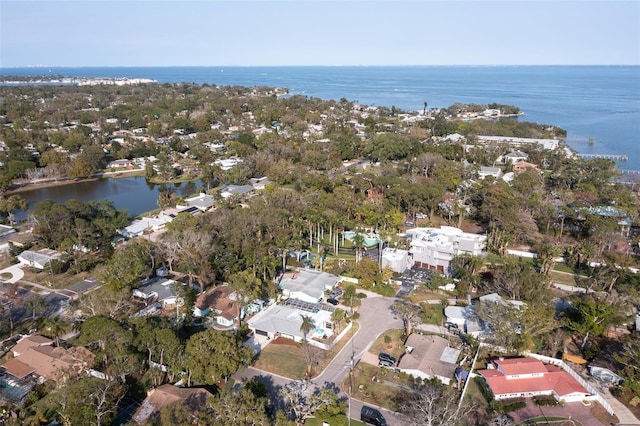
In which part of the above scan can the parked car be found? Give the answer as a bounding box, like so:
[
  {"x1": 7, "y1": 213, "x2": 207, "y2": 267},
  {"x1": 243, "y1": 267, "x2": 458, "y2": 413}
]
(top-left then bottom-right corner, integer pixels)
[
  {"x1": 361, "y1": 405, "x2": 387, "y2": 426},
  {"x1": 404, "y1": 221, "x2": 415, "y2": 227},
  {"x1": 378, "y1": 353, "x2": 396, "y2": 367},
  {"x1": 330, "y1": 288, "x2": 343, "y2": 298},
  {"x1": 326, "y1": 298, "x2": 339, "y2": 306}
]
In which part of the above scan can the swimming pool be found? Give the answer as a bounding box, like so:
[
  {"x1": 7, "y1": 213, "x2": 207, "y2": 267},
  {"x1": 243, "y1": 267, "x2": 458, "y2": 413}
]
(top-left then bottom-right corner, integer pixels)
[{"x1": 342, "y1": 231, "x2": 381, "y2": 247}]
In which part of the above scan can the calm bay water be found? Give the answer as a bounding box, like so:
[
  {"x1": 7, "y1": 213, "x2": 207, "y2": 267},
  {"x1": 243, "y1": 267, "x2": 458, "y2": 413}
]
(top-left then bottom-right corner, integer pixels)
[
  {"x1": 3, "y1": 65, "x2": 639, "y2": 167},
  {"x1": 15, "y1": 177, "x2": 202, "y2": 221}
]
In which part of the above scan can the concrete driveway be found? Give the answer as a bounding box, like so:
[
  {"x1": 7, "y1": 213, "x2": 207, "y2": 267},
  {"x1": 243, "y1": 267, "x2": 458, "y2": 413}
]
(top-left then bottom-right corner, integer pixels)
[{"x1": 0, "y1": 263, "x2": 25, "y2": 283}]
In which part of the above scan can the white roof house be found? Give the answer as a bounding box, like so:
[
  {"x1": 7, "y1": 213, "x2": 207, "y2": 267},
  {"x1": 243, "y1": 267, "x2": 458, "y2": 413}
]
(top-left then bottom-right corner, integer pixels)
[
  {"x1": 476, "y1": 135, "x2": 560, "y2": 150},
  {"x1": 478, "y1": 166, "x2": 503, "y2": 180},
  {"x1": 119, "y1": 216, "x2": 172, "y2": 238},
  {"x1": 502, "y1": 150, "x2": 528, "y2": 164},
  {"x1": 279, "y1": 269, "x2": 341, "y2": 304},
  {"x1": 247, "y1": 304, "x2": 334, "y2": 343},
  {"x1": 17, "y1": 249, "x2": 63, "y2": 269},
  {"x1": 408, "y1": 226, "x2": 486, "y2": 274},
  {"x1": 220, "y1": 185, "x2": 254, "y2": 199},
  {"x1": 183, "y1": 193, "x2": 215, "y2": 211},
  {"x1": 214, "y1": 158, "x2": 243, "y2": 171},
  {"x1": 381, "y1": 248, "x2": 414, "y2": 273}
]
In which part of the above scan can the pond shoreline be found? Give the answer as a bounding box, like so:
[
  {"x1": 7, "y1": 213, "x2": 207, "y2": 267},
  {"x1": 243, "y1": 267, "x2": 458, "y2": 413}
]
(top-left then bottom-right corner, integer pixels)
[{"x1": 4, "y1": 169, "x2": 185, "y2": 195}]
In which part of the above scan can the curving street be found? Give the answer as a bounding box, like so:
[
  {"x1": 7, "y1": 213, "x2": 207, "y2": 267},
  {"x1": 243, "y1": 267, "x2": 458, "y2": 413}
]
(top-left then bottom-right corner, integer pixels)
[{"x1": 233, "y1": 293, "x2": 406, "y2": 424}]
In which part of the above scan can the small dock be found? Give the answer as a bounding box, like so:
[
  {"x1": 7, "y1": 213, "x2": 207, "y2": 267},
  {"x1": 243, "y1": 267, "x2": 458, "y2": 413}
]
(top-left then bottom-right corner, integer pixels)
[
  {"x1": 566, "y1": 137, "x2": 596, "y2": 146},
  {"x1": 578, "y1": 153, "x2": 628, "y2": 161}
]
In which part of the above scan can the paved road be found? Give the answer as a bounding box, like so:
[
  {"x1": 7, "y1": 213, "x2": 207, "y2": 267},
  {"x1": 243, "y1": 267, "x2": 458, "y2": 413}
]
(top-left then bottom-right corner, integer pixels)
[{"x1": 233, "y1": 294, "x2": 406, "y2": 424}]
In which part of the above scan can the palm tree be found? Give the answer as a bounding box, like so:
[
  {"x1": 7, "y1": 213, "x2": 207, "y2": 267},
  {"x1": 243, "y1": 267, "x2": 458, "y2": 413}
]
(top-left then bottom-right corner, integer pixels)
[
  {"x1": 330, "y1": 308, "x2": 347, "y2": 333},
  {"x1": 423, "y1": 101, "x2": 428, "y2": 115},
  {"x1": 42, "y1": 317, "x2": 67, "y2": 347},
  {"x1": 299, "y1": 315, "x2": 315, "y2": 342}
]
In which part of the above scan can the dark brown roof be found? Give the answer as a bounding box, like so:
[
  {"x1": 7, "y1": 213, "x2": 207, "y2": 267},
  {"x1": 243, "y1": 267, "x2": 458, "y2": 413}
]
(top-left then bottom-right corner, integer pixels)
[{"x1": 132, "y1": 384, "x2": 213, "y2": 424}]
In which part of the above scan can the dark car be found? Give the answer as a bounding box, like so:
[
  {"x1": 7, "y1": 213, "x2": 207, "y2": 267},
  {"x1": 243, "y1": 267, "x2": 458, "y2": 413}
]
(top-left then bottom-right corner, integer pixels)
[
  {"x1": 326, "y1": 298, "x2": 339, "y2": 306},
  {"x1": 361, "y1": 405, "x2": 387, "y2": 426},
  {"x1": 378, "y1": 353, "x2": 396, "y2": 367}
]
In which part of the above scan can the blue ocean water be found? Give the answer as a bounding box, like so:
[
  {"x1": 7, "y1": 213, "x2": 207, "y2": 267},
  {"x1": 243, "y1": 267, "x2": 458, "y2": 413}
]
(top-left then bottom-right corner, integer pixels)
[{"x1": 2, "y1": 66, "x2": 639, "y2": 168}]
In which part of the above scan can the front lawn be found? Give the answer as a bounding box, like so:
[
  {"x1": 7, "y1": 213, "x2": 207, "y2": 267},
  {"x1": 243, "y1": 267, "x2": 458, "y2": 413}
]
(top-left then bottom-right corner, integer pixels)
[
  {"x1": 344, "y1": 362, "x2": 414, "y2": 411},
  {"x1": 253, "y1": 338, "x2": 308, "y2": 379},
  {"x1": 252, "y1": 322, "x2": 360, "y2": 380},
  {"x1": 305, "y1": 415, "x2": 365, "y2": 426},
  {"x1": 369, "y1": 329, "x2": 406, "y2": 360}
]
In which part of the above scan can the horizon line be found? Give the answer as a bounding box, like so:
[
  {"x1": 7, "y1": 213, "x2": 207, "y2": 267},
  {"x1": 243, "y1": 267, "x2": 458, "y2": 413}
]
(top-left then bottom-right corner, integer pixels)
[{"x1": 2, "y1": 64, "x2": 639, "y2": 69}]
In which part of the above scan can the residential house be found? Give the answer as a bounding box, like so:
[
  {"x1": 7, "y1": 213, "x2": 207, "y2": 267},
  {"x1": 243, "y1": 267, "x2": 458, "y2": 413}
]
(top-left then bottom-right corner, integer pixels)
[
  {"x1": 17, "y1": 248, "x2": 63, "y2": 270},
  {"x1": 583, "y1": 206, "x2": 632, "y2": 237},
  {"x1": 502, "y1": 150, "x2": 528, "y2": 164},
  {"x1": 182, "y1": 193, "x2": 215, "y2": 212},
  {"x1": 220, "y1": 184, "x2": 254, "y2": 199},
  {"x1": 443, "y1": 305, "x2": 482, "y2": 337},
  {"x1": 0, "y1": 224, "x2": 15, "y2": 238},
  {"x1": 512, "y1": 161, "x2": 540, "y2": 173},
  {"x1": 118, "y1": 215, "x2": 174, "y2": 238},
  {"x1": 279, "y1": 269, "x2": 341, "y2": 304},
  {"x1": 588, "y1": 341, "x2": 625, "y2": 385},
  {"x1": 107, "y1": 159, "x2": 133, "y2": 169},
  {"x1": 214, "y1": 158, "x2": 243, "y2": 171},
  {"x1": 443, "y1": 293, "x2": 524, "y2": 338},
  {"x1": 194, "y1": 286, "x2": 239, "y2": 327},
  {"x1": 1, "y1": 335, "x2": 92, "y2": 381},
  {"x1": 408, "y1": 226, "x2": 486, "y2": 273},
  {"x1": 132, "y1": 384, "x2": 213, "y2": 424},
  {"x1": 476, "y1": 135, "x2": 560, "y2": 151},
  {"x1": 133, "y1": 278, "x2": 180, "y2": 306},
  {"x1": 381, "y1": 248, "x2": 414, "y2": 273},
  {"x1": 398, "y1": 334, "x2": 460, "y2": 385},
  {"x1": 478, "y1": 166, "x2": 503, "y2": 180},
  {"x1": 479, "y1": 357, "x2": 592, "y2": 402},
  {"x1": 249, "y1": 176, "x2": 272, "y2": 190},
  {"x1": 247, "y1": 303, "x2": 334, "y2": 342}
]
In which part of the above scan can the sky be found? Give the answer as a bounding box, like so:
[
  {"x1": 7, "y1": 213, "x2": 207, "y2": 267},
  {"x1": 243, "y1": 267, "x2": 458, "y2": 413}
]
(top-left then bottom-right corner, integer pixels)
[{"x1": 1, "y1": 0, "x2": 639, "y2": 67}]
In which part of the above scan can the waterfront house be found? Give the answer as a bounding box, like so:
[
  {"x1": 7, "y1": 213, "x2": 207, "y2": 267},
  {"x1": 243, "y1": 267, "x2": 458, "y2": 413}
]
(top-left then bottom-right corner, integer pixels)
[
  {"x1": 398, "y1": 334, "x2": 460, "y2": 385},
  {"x1": 476, "y1": 135, "x2": 560, "y2": 151},
  {"x1": 479, "y1": 357, "x2": 591, "y2": 402}
]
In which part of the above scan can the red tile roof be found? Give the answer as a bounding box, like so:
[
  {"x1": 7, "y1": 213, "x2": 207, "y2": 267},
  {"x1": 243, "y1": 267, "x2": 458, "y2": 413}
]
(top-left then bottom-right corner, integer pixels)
[
  {"x1": 1, "y1": 358, "x2": 35, "y2": 378},
  {"x1": 480, "y1": 358, "x2": 590, "y2": 399},
  {"x1": 495, "y1": 357, "x2": 548, "y2": 376}
]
